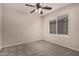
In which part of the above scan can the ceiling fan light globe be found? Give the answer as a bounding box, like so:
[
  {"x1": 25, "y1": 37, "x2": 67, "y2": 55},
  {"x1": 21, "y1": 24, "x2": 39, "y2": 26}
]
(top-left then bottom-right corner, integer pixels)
[
  {"x1": 38, "y1": 8, "x2": 42, "y2": 13},
  {"x1": 35, "y1": 9, "x2": 38, "y2": 12}
]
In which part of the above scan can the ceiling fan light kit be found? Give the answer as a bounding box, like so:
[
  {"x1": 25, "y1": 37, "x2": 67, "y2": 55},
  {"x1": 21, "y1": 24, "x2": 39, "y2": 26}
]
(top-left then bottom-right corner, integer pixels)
[{"x1": 25, "y1": 3, "x2": 52, "y2": 14}]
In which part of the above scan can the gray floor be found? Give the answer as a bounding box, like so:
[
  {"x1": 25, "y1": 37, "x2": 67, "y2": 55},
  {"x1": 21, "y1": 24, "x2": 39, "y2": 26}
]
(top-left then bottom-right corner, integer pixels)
[{"x1": 0, "y1": 40, "x2": 79, "y2": 56}]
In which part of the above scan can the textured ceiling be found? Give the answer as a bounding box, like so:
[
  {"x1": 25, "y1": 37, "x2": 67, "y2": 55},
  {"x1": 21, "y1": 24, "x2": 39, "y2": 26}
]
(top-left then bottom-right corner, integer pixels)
[{"x1": 2, "y1": 3, "x2": 71, "y2": 16}]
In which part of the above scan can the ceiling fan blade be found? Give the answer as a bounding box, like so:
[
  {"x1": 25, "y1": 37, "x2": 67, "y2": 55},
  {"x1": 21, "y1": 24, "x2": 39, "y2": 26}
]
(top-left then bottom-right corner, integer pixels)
[
  {"x1": 36, "y1": 3, "x2": 40, "y2": 6},
  {"x1": 30, "y1": 10, "x2": 35, "y2": 13},
  {"x1": 25, "y1": 4, "x2": 35, "y2": 7},
  {"x1": 42, "y1": 6, "x2": 52, "y2": 10}
]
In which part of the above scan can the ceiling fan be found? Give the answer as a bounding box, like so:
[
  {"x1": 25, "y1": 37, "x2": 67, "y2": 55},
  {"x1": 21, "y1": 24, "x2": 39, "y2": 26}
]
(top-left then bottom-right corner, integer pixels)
[{"x1": 25, "y1": 3, "x2": 52, "y2": 14}]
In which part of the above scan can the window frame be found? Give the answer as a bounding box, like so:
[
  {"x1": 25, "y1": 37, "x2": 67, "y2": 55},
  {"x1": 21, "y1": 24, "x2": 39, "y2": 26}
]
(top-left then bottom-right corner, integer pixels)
[{"x1": 49, "y1": 14, "x2": 68, "y2": 36}]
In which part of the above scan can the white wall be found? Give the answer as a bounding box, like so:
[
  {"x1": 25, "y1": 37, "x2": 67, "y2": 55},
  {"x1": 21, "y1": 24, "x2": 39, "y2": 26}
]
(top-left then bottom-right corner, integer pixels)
[
  {"x1": 43, "y1": 4, "x2": 79, "y2": 51},
  {"x1": 2, "y1": 6, "x2": 42, "y2": 47},
  {"x1": 0, "y1": 5, "x2": 2, "y2": 50}
]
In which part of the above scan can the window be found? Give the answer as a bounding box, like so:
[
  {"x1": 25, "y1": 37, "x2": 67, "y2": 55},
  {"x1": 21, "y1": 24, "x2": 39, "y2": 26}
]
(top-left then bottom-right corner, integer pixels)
[
  {"x1": 50, "y1": 20, "x2": 56, "y2": 34},
  {"x1": 58, "y1": 15, "x2": 68, "y2": 34},
  {"x1": 49, "y1": 14, "x2": 68, "y2": 35}
]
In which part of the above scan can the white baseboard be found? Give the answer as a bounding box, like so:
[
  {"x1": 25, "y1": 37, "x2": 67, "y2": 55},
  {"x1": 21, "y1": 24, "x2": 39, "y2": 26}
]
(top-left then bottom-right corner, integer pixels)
[
  {"x1": 2, "y1": 39, "x2": 41, "y2": 48},
  {"x1": 2, "y1": 39, "x2": 79, "y2": 52},
  {"x1": 45, "y1": 39, "x2": 79, "y2": 52}
]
